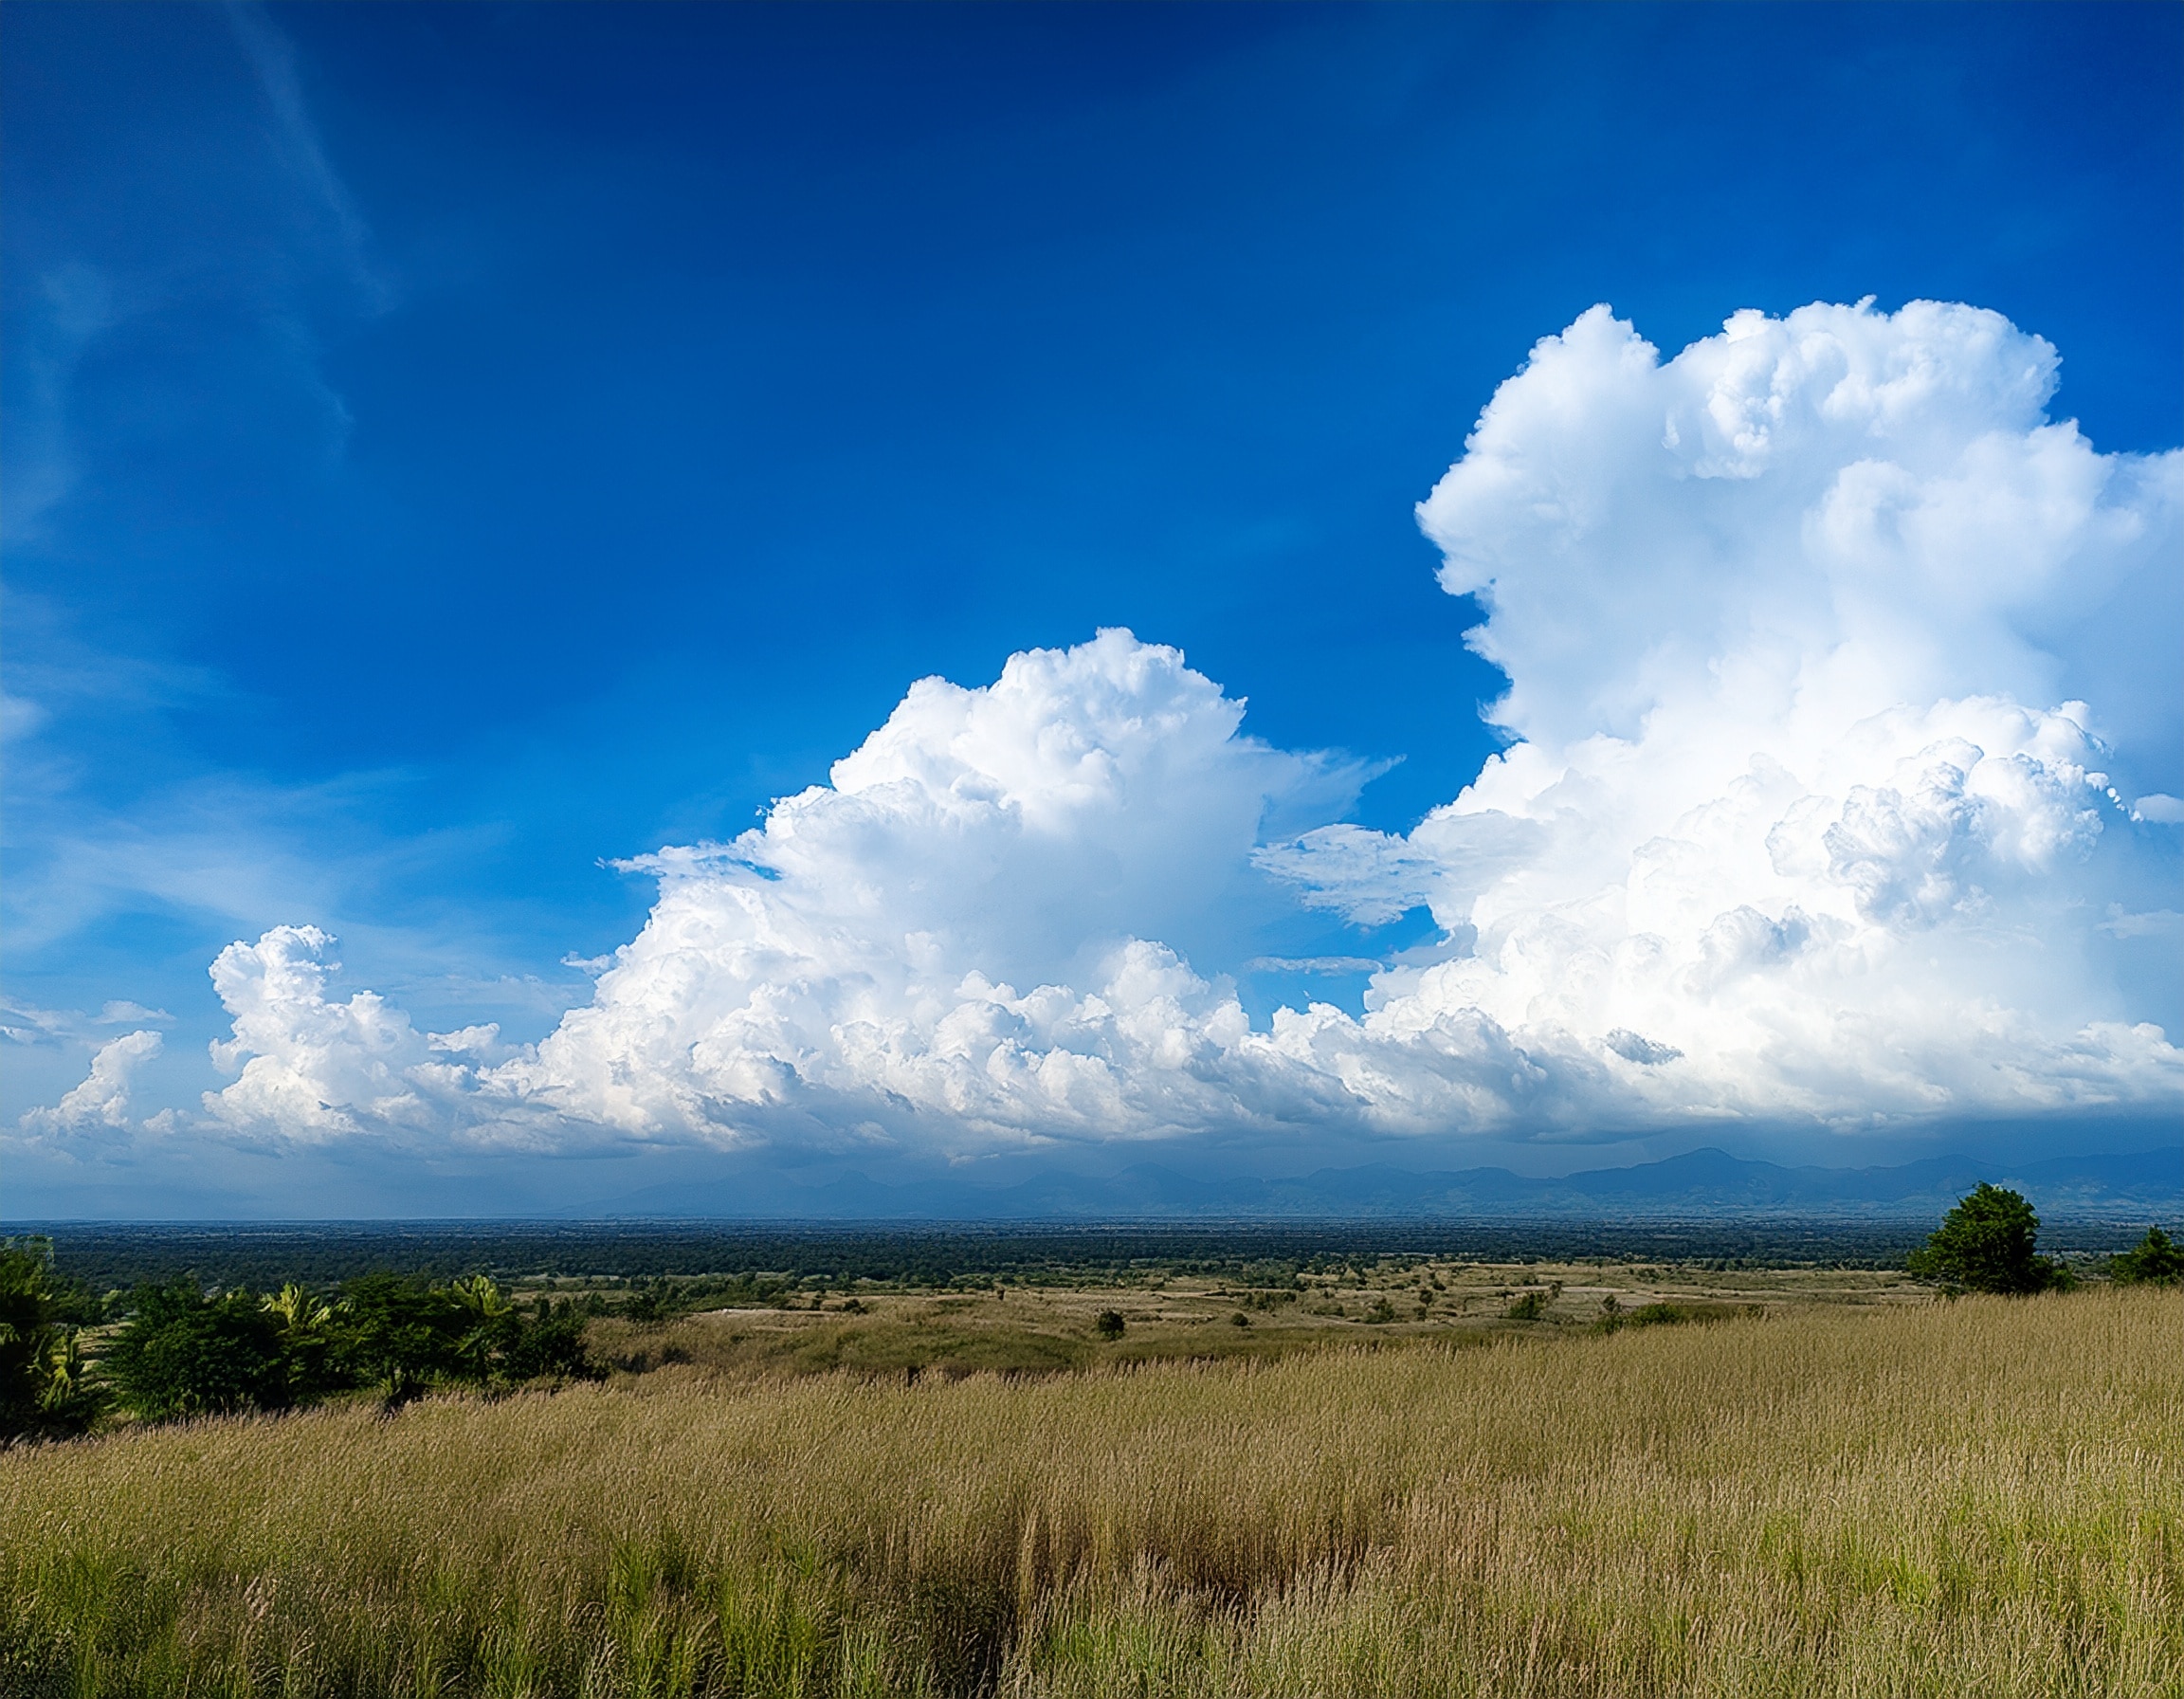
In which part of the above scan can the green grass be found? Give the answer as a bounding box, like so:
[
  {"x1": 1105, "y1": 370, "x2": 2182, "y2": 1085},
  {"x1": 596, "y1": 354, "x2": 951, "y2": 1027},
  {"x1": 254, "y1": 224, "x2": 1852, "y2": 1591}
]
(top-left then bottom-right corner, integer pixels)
[{"x1": 2, "y1": 1288, "x2": 2177, "y2": 1697}]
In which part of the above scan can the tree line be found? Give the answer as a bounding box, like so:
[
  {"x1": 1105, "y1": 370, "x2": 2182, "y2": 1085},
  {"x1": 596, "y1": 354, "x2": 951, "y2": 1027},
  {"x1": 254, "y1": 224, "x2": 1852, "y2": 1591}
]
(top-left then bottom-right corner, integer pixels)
[{"x1": 2, "y1": 1253, "x2": 595, "y2": 1443}]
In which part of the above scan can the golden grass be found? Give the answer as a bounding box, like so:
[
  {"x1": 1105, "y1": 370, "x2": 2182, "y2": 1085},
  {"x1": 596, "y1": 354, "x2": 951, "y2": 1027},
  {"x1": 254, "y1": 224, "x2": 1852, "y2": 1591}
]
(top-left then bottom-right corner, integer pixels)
[
  {"x1": 2, "y1": 1288, "x2": 2177, "y2": 1697},
  {"x1": 578, "y1": 1257, "x2": 1930, "y2": 1386}
]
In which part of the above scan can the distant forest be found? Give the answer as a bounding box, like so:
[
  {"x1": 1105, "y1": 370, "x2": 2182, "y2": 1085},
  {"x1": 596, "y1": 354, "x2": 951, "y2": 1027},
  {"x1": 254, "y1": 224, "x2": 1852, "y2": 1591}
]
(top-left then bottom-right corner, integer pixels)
[{"x1": 18, "y1": 1217, "x2": 2156, "y2": 1294}]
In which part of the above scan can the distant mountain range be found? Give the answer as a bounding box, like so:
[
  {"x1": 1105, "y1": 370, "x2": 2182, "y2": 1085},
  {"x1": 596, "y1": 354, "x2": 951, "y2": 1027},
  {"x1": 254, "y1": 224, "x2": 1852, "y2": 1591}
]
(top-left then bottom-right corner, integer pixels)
[{"x1": 579, "y1": 1143, "x2": 2181, "y2": 1221}]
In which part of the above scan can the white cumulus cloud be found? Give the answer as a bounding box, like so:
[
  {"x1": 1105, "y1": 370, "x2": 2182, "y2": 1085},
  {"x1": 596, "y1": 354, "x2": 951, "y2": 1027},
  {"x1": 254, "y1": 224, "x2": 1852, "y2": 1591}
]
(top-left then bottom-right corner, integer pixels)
[
  {"x1": 491, "y1": 630, "x2": 1372, "y2": 1151},
  {"x1": 1268, "y1": 298, "x2": 2182, "y2": 1126},
  {"x1": 198, "y1": 924, "x2": 440, "y2": 1142},
  {"x1": 85, "y1": 300, "x2": 2180, "y2": 1159},
  {"x1": 18, "y1": 1029, "x2": 163, "y2": 1138}
]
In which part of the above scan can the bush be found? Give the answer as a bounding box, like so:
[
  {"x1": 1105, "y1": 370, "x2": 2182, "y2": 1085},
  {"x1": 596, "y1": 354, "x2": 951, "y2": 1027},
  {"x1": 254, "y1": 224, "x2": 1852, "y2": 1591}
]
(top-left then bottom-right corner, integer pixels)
[
  {"x1": 102, "y1": 1271, "x2": 598, "y2": 1426},
  {"x1": 622, "y1": 1278, "x2": 672, "y2": 1324},
  {"x1": 1907, "y1": 1183, "x2": 2071, "y2": 1294},
  {"x1": 1598, "y1": 1302, "x2": 1702, "y2": 1334},
  {"x1": 264, "y1": 1282, "x2": 342, "y2": 1403},
  {"x1": 334, "y1": 1272, "x2": 601, "y2": 1401},
  {"x1": 1094, "y1": 1309, "x2": 1125, "y2": 1339},
  {"x1": 333, "y1": 1272, "x2": 492, "y2": 1401},
  {"x1": 0, "y1": 1239, "x2": 107, "y2": 1443},
  {"x1": 2107, "y1": 1224, "x2": 2183, "y2": 1286},
  {"x1": 505, "y1": 1299, "x2": 596, "y2": 1380},
  {"x1": 102, "y1": 1279, "x2": 291, "y2": 1422}
]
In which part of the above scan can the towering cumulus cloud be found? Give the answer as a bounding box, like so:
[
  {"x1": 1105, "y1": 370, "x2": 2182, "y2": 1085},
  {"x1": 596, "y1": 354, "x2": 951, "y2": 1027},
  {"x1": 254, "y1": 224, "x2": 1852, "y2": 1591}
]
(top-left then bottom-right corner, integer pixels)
[
  {"x1": 1264, "y1": 301, "x2": 2180, "y2": 1128},
  {"x1": 142, "y1": 301, "x2": 2180, "y2": 1155},
  {"x1": 198, "y1": 925, "x2": 437, "y2": 1142},
  {"x1": 494, "y1": 631, "x2": 1369, "y2": 1150}
]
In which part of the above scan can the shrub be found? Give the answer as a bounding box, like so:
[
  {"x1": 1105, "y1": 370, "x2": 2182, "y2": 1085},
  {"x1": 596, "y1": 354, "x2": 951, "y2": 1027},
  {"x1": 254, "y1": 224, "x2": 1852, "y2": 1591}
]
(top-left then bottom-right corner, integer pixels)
[
  {"x1": 102, "y1": 1272, "x2": 598, "y2": 1427},
  {"x1": 264, "y1": 1281, "x2": 343, "y2": 1403},
  {"x1": 336, "y1": 1272, "x2": 599, "y2": 1400},
  {"x1": 1503, "y1": 1289, "x2": 1549, "y2": 1322},
  {"x1": 1094, "y1": 1310, "x2": 1125, "y2": 1339},
  {"x1": 1907, "y1": 1183, "x2": 2071, "y2": 1294},
  {"x1": 506, "y1": 1299, "x2": 598, "y2": 1381},
  {"x1": 623, "y1": 1278, "x2": 673, "y2": 1324},
  {"x1": 102, "y1": 1279, "x2": 291, "y2": 1422},
  {"x1": 0, "y1": 1239, "x2": 107, "y2": 1443},
  {"x1": 333, "y1": 1272, "x2": 484, "y2": 1401},
  {"x1": 2108, "y1": 1225, "x2": 2184, "y2": 1286}
]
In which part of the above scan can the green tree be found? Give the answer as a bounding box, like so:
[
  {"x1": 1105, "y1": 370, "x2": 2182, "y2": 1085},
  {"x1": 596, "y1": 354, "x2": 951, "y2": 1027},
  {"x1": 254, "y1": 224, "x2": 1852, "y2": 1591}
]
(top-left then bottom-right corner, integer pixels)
[
  {"x1": 330, "y1": 1272, "x2": 593, "y2": 1399},
  {"x1": 622, "y1": 1277, "x2": 673, "y2": 1324},
  {"x1": 331, "y1": 1272, "x2": 476, "y2": 1402},
  {"x1": 0, "y1": 1238, "x2": 107, "y2": 1442},
  {"x1": 504, "y1": 1298, "x2": 596, "y2": 1381},
  {"x1": 1907, "y1": 1183, "x2": 2071, "y2": 1294},
  {"x1": 2108, "y1": 1225, "x2": 2184, "y2": 1286},
  {"x1": 103, "y1": 1279, "x2": 290, "y2": 1421},
  {"x1": 264, "y1": 1282, "x2": 344, "y2": 1402},
  {"x1": 447, "y1": 1274, "x2": 519, "y2": 1379}
]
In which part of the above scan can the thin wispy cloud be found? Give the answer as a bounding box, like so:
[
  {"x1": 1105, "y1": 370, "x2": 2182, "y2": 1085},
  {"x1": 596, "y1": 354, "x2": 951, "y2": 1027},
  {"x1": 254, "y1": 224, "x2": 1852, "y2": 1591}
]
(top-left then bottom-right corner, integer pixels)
[
  {"x1": 223, "y1": 1, "x2": 391, "y2": 313},
  {"x1": 0, "y1": 265, "x2": 120, "y2": 545}
]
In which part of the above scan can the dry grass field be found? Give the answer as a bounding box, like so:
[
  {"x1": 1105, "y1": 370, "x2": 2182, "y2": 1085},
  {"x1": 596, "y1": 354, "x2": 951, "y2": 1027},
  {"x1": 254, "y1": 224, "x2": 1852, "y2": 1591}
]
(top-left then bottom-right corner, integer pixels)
[
  {"x1": 2, "y1": 1286, "x2": 2176, "y2": 1697},
  {"x1": 579, "y1": 1254, "x2": 1934, "y2": 1383}
]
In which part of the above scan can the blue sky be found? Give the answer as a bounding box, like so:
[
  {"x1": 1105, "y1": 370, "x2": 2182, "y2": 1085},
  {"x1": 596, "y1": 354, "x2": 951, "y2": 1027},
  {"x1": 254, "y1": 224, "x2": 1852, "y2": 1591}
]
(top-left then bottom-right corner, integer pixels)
[{"x1": 5, "y1": 3, "x2": 2179, "y2": 1216}]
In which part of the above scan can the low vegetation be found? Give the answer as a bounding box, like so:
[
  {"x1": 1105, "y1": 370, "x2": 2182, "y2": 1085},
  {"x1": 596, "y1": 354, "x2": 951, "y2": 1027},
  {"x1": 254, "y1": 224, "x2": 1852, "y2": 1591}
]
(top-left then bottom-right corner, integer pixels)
[
  {"x1": 0, "y1": 1242, "x2": 102, "y2": 1443},
  {"x1": 2109, "y1": 1223, "x2": 2183, "y2": 1286},
  {"x1": 0, "y1": 1284, "x2": 2176, "y2": 1696},
  {"x1": 2, "y1": 1196, "x2": 2175, "y2": 1694},
  {"x1": 0, "y1": 1242, "x2": 593, "y2": 1436}
]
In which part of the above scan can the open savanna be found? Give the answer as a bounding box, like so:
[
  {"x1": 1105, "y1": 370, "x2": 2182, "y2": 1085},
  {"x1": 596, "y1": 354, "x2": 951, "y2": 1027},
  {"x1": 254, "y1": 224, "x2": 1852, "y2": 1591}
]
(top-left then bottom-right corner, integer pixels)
[
  {"x1": 3, "y1": 1287, "x2": 2177, "y2": 1699},
  {"x1": 580, "y1": 1255, "x2": 1933, "y2": 1382}
]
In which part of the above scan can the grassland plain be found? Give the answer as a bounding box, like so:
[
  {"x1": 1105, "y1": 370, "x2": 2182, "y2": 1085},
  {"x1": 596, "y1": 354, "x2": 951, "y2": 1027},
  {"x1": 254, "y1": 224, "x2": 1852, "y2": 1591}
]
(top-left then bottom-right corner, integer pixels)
[
  {"x1": 576, "y1": 1255, "x2": 1933, "y2": 1383},
  {"x1": 2, "y1": 1288, "x2": 2178, "y2": 1698}
]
